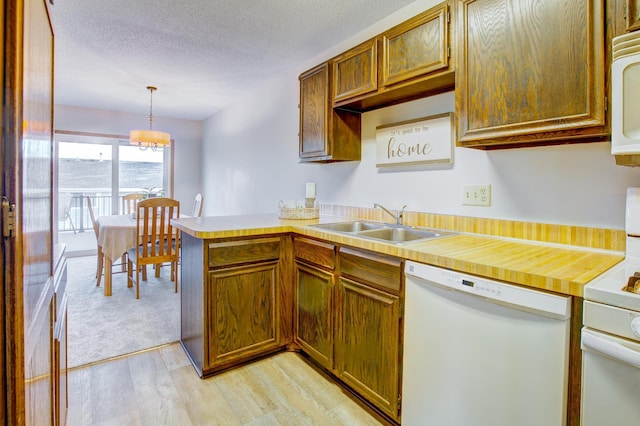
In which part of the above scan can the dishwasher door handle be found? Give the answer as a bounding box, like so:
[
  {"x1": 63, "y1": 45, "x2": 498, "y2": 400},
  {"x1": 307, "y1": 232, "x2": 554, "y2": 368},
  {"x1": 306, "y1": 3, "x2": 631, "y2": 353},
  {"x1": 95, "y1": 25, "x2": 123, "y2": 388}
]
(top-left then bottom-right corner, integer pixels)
[{"x1": 582, "y1": 328, "x2": 640, "y2": 368}]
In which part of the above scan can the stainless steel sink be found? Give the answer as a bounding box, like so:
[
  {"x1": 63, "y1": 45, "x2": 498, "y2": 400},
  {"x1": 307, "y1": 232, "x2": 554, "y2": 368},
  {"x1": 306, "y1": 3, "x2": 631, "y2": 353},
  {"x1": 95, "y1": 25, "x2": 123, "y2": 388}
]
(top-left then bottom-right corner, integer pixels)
[
  {"x1": 309, "y1": 221, "x2": 453, "y2": 245},
  {"x1": 356, "y1": 227, "x2": 444, "y2": 243},
  {"x1": 311, "y1": 221, "x2": 385, "y2": 233}
]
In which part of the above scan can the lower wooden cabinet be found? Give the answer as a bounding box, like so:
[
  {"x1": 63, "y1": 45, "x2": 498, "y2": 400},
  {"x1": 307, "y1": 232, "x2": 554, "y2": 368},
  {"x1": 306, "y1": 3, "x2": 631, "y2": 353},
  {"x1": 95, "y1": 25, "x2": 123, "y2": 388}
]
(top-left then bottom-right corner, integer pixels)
[
  {"x1": 180, "y1": 234, "x2": 290, "y2": 377},
  {"x1": 294, "y1": 237, "x2": 337, "y2": 370},
  {"x1": 335, "y1": 277, "x2": 401, "y2": 421},
  {"x1": 294, "y1": 238, "x2": 404, "y2": 423},
  {"x1": 183, "y1": 232, "x2": 404, "y2": 422},
  {"x1": 207, "y1": 261, "x2": 281, "y2": 366},
  {"x1": 335, "y1": 248, "x2": 403, "y2": 422},
  {"x1": 294, "y1": 262, "x2": 335, "y2": 370}
]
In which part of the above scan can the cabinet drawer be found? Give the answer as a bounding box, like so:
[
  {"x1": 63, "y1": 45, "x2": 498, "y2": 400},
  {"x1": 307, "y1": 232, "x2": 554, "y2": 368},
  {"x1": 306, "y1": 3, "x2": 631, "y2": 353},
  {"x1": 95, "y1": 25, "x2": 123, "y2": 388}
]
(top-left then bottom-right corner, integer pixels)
[
  {"x1": 339, "y1": 247, "x2": 402, "y2": 293},
  {"x1": 294, "y1": 237, "x2": 335, "y2": 270},
  {"x1": 208, "y1": 237, "x2": 280, "y2": 268}
]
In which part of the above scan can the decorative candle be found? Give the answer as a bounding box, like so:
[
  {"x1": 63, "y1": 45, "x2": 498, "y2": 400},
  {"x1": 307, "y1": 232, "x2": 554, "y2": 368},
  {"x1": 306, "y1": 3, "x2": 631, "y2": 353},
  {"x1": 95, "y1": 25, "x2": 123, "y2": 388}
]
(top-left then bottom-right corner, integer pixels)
[{"x1": 306, "y1": 182, "x2": 316, "y2": 198}]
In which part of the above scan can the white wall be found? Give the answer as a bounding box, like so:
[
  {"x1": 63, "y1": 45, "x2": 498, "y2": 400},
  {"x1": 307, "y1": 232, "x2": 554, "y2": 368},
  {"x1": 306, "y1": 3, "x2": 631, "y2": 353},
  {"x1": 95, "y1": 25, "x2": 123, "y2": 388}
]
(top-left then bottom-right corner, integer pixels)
[
  {"x1": 54, "y1": 104, "x2": 203, "y2": 213},
  {"x1": 202, "y1": 0, "x2": 640, "y2": 229}
]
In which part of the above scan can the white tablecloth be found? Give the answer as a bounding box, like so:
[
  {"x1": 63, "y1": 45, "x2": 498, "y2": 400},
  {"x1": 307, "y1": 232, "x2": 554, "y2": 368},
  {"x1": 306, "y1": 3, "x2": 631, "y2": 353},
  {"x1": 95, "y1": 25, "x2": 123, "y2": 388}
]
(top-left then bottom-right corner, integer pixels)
[{"x1": 96, "y1": 215, "x2": 137, "y2": 260}]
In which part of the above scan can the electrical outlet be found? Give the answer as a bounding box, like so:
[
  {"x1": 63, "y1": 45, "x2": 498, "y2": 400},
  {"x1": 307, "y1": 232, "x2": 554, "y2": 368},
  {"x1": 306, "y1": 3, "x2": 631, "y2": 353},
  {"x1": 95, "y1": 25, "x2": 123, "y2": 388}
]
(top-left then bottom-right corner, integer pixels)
[{"x1": 463, "y1": 184, "x2": 491, "y2": 206}]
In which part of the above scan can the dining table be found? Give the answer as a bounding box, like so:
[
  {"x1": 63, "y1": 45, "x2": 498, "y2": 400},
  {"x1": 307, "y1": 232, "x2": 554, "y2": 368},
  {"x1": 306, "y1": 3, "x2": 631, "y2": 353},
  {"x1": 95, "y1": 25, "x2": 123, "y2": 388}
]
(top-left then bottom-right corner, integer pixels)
[
  {"x1": 96, "y1": 214, "x2": 138, "y2": 296},
  {"x1": 96, "y1": 212, "x2": 187, "y2": 296}
]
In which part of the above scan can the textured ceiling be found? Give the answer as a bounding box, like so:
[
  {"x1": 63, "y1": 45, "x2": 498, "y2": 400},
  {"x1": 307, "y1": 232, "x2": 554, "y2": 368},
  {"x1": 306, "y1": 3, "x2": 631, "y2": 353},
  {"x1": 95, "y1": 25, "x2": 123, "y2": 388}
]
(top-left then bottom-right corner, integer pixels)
[{"x1": 51, "y1": 0, "x2": 414, "y2": 121}]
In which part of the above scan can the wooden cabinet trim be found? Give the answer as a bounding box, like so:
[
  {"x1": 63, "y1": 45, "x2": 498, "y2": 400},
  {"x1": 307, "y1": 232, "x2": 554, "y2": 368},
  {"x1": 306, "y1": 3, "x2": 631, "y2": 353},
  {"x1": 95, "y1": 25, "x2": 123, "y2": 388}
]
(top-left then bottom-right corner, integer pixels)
[
  {"x1": 381, "y1": 3, "x2": 450, "y2": 87},
  {"x1": 53, "y1": 299, "x2": 68, "y2": 426},
  {"x1": 53, "y1": 255, "x2": 67, "y2": 325}
]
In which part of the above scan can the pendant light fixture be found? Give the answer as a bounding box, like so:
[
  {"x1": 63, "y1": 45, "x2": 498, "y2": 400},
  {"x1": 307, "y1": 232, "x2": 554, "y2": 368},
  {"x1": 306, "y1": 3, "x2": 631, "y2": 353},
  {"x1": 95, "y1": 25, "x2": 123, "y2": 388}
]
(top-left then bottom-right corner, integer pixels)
[{"x1": 129, "y1": 85, "x2": 171, "y2": 151}]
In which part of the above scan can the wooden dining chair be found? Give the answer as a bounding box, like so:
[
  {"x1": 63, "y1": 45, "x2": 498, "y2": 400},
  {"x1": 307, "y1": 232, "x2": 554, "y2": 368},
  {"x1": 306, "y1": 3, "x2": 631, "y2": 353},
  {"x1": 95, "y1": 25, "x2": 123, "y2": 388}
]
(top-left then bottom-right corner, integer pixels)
[
  {"x1": 122, "y1": 193, "x2": 145, "y2": 214},
  {"x1": 127, "y1": 197, "x2": 180, "y2": 299},
  {"x1": 86, "y1": 196, "x2": 104, "y2": 287},
  {"x1": 192, "y1": 193, "x2": 203, "y2": 217}
]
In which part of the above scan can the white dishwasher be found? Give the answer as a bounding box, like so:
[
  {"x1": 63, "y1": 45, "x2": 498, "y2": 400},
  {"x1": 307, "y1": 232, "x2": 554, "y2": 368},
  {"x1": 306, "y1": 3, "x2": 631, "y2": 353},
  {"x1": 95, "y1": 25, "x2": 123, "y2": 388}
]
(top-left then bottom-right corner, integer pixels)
[{"x1": 403, "y1": 261, "x2": 571, "y2": 426}]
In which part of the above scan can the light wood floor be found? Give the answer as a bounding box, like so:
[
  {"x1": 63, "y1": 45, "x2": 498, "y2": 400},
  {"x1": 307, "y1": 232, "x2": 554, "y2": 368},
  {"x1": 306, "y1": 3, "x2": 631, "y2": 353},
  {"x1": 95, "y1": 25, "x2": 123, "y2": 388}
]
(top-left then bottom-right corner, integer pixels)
[{"x1": 67, "y1": 342, "x2": 383, "y2": 425}]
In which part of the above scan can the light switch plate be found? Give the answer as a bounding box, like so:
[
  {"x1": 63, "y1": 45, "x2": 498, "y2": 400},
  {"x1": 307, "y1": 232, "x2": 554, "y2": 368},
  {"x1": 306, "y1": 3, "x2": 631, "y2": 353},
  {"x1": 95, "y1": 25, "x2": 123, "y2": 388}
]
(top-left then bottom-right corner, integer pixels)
[{"x1": 463, "y1": 184, "x2": 491, "y2": 206}]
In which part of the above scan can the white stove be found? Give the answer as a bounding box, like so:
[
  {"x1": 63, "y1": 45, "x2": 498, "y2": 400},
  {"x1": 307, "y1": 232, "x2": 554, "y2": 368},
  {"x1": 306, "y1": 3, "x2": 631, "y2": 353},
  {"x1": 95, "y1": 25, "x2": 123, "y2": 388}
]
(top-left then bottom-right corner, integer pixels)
[
  {"x1": 584, "y1": 258, "x2": 640, "y2": 313},
  {"x1": 580, "y1": 188, "x2": 640, "y2": 426}
]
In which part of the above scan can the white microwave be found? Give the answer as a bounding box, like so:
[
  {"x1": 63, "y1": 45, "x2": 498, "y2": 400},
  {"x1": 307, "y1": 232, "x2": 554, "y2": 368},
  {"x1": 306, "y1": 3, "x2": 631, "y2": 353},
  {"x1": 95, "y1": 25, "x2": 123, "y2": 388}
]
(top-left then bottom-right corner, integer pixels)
[{"x1": 611, "y1": 31, "x2": 640, "y2": 155}]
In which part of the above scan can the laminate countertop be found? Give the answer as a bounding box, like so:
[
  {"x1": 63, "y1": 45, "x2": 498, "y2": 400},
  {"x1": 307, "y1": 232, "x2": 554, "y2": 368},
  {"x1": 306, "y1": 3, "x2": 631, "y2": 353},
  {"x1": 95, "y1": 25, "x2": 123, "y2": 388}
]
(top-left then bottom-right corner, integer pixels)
[{"x1": 172, "y1": 214, "x2": 625, "y2": 297}]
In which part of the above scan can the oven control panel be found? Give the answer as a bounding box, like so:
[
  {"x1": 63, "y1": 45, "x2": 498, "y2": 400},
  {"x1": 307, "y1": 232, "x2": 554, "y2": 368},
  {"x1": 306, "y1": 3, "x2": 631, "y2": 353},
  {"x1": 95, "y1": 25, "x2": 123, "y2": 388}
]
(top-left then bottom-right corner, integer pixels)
[{"x1": 584, "y1": 300, "x2": 640, "y2": 343}]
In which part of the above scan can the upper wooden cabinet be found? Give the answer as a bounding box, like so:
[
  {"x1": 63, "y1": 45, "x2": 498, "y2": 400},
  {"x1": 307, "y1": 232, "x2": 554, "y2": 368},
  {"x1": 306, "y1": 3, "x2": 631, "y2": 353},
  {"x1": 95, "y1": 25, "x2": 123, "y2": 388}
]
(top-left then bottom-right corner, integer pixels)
[
  {"x1": 381, "y1": 3, "x2": 450, "y2": 87},
  {"x1": 333, "y1": 39, "x2": 378, "y2": 103},
  {"x1": 624, "y1": 0, "x2": 640, "y2": 32},
  {"x1": 456, "y1": 0, "x2": 608, "y2": 149},
  {"x1": 332, "y1": 1, "x2": 455, "y2": 112},
  {"x1": 612, "y1": 0, "x2": 640, "y2": 34},
  {"x1": 299, "y1": 63, "x2": 361, "y2": 162}
]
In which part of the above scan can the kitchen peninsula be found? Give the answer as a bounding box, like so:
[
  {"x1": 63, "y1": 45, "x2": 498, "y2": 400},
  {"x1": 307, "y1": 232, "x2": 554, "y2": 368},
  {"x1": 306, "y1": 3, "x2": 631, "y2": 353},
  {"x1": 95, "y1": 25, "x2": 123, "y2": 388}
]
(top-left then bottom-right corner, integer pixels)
[{"x1": 172, "y1": 211, "x2": 624, "y2": 424}]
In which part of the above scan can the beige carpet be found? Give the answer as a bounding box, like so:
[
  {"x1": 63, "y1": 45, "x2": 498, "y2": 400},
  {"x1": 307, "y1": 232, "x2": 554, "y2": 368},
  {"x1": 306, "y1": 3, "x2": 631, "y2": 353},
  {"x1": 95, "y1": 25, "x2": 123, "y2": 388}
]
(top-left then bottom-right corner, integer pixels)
[{"x1": 66, "y1": 256, "x2": 180, "y2": 368}]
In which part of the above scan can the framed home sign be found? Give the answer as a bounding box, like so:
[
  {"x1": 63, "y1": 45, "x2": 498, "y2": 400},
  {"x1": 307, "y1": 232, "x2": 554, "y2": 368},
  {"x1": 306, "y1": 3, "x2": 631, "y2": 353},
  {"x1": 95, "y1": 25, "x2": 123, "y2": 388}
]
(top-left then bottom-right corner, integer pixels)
[{"x1": 376, "y1": 112, "x2": 454, "y2": 167}]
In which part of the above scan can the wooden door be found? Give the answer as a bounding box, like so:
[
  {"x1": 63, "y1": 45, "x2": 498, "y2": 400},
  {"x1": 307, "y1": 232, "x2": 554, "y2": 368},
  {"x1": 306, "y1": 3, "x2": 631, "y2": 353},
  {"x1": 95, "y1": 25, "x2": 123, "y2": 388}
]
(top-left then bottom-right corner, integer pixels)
[
  {"x1": 335, "y1": 277, "x2": 401, "y2": 421},
  {"x1": 3, "y1": 0, "x2": 55, "y2": 424},
  {"x1": 294, "y1": 262, "x2": 334, "y2": 370}
]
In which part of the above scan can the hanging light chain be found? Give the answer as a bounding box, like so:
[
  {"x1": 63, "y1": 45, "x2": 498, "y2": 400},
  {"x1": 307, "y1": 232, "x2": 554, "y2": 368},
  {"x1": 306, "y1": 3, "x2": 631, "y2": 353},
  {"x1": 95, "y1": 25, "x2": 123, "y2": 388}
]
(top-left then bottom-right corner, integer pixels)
[{"x1": 147, "y1": 86, "x2": 157, "y2": 131}]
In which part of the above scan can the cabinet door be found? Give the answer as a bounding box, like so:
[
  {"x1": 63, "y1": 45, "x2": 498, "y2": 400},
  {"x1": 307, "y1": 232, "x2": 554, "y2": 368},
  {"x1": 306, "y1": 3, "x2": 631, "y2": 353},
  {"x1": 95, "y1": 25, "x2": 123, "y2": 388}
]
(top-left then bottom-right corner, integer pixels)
[
  {"x1": 299, "y1": 63, "x2": 362, "y2": 162},
  {"x1": 294, "y1": 262, "x2": 334, "y2": 370},
  {"x1": 627, "y1": 0, "x2": 640, "y2": 32},
  {"x1": 299, "y1": 63, "x2": 330, "y2": 158},
  {"x1": 335, "y1": 277, "x2": 401, "y2": 421},
  {"x1": 457, "y1": 0, "x2": 606, "y2": 148},
  {"x1": 382, "y1": 3, "x2": 450, "y2": 87},
  {"x1": 333, "y1": 39, "x2": 378, "y2": 103},
  {"x1": 207, "y1": 261, "x2": 280, "y2": 367}
]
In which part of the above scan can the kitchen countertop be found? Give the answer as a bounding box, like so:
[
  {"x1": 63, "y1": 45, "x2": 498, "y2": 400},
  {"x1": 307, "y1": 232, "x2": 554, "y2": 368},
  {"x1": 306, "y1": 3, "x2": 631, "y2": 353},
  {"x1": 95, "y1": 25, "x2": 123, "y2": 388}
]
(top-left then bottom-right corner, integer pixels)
[{"x1": 172, "y1": 214, "x2": 625, "y2": 297}]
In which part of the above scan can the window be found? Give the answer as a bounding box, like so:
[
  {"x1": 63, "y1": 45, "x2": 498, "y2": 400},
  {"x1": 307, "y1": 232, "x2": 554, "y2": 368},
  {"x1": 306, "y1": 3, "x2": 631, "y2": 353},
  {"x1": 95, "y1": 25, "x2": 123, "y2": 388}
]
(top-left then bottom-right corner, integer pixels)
[{"x1": 56, "y1": 132, "x2": 173, "y2": 236}]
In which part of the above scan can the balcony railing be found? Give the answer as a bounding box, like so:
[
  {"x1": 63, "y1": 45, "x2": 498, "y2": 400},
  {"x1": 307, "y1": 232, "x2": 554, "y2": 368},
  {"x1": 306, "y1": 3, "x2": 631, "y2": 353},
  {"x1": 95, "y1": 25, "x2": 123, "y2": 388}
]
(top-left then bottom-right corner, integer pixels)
[{"x1": 58, "y1": 189, "x2": 145, "y2": 233}]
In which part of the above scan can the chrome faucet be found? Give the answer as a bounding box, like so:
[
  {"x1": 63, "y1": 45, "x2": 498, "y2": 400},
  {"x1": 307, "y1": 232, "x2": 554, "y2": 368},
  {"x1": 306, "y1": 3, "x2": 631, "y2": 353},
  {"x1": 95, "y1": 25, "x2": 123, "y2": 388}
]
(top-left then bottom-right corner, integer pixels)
[{"x1": 374, "y1": 203, "x2": 407, "y2": 225}]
